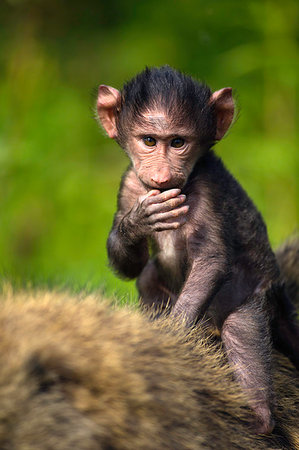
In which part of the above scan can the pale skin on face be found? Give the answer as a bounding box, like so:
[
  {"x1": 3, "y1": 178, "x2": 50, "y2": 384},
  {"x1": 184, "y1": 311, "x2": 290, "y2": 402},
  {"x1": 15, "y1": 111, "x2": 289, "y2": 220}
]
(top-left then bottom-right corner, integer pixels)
[
  {"x1": 127, "y1": 111, "x2": 201, "y2": 194},
  {"x1": 119, "y1": 111, "x2": 203, "y2": 232},
  {"x1": 129, "y1": 111, "x2": 197, "y2": 157}
]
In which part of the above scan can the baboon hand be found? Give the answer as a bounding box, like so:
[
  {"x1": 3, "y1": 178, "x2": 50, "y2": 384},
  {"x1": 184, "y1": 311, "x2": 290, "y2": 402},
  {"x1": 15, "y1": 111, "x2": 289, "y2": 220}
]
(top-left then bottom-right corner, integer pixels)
[{"x1": 120, "y1": 189, "x2": 189, "y2": 240}]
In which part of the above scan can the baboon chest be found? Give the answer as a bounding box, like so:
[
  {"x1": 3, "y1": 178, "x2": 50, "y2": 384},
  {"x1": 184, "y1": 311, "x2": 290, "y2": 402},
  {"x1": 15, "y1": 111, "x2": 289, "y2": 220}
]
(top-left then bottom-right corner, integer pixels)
[{"x1": 153, "y1": 230, "x2": 188, "y2": 287}]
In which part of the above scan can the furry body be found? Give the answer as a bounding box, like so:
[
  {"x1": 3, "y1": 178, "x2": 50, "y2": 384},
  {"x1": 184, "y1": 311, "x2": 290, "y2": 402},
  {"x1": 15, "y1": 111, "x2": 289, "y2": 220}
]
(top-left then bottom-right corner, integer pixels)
[{"x1": 0, "y1": 278, "x2": 299, "y2": 449}]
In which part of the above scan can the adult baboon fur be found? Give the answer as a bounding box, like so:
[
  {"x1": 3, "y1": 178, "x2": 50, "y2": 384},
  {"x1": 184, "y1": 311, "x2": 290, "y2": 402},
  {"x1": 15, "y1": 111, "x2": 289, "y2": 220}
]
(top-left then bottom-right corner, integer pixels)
[{"x1": 0, "y1": 270, "x2": 299, "y2": 450}]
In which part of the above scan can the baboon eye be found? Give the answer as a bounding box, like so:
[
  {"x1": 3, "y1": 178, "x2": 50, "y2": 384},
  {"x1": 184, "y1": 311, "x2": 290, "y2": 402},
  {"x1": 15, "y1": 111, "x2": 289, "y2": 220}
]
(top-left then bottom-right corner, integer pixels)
[
  {"x1": 143, "y1": 137, "x2": 156, "y2": 147},
  {"x1": 171, "y1": 138, "x2": 185, "y2": 148}
]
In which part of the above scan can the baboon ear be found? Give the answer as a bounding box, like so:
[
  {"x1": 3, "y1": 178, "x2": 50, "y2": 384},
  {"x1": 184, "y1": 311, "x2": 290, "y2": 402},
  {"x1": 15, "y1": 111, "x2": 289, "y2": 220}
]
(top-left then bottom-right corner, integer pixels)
[
  {"x1": 209, "y1": 88, "x2": 235, "y2": 141},
  {"x1": 97, "y1": 85, "x2": 121, "y2": 139}
]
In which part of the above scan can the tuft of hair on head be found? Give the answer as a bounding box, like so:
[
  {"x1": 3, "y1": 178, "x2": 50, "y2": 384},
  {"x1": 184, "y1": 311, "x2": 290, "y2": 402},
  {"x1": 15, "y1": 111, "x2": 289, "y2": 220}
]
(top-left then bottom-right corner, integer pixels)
[{"x1": 116, "y1": 65, "x2": 215, "y2": 147}]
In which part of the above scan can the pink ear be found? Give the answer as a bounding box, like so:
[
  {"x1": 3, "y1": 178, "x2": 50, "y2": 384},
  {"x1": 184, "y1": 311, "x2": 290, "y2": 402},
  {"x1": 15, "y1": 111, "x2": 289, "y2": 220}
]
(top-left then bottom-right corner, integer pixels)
[
  {"x1": 97, "y1": 85, "x2": 121, "y2": 139},
  {"x1": 209, "y1": 88, "x2": 235, "y2": 141}
]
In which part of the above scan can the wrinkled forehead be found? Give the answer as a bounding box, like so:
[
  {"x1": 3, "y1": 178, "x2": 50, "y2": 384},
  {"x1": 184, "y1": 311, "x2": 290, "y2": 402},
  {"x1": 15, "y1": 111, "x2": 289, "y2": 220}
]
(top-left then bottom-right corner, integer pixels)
[
  {"x1": 131, "y1": 110, "x2": 194, "y2": 136},
  {"x1": 141, "y1": 111, "x2": 171, "y2": 130}
]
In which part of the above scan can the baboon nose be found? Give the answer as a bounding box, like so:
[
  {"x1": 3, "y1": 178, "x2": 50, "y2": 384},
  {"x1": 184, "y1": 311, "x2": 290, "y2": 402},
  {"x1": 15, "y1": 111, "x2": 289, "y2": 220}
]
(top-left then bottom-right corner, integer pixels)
[{"x1": 151, "y1": 169, "x2": 171, "y2": 186}]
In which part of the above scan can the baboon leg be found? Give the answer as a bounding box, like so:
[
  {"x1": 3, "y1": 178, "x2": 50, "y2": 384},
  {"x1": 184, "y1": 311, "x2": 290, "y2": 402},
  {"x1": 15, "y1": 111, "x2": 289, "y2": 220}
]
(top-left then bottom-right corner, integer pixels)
[
  {"x1": 221, "y1": 298, "x2": 275, "y2": 435},
  {"x1": 272, "y1": 289, "x2": 299, "y2": 370},
  {"x1": 137, "y1": 259, "x2": 177, "y2": 313}
]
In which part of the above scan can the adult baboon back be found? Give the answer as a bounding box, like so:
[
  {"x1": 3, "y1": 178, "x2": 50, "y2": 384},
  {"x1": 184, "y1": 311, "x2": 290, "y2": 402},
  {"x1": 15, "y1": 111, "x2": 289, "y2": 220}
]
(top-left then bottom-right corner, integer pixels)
[
  {"x1": 0, "y1": 239, "x2": 298, "y2": 449},
  {"x1": 0, "y1": 291, "x2": 297, "y2": 448}
]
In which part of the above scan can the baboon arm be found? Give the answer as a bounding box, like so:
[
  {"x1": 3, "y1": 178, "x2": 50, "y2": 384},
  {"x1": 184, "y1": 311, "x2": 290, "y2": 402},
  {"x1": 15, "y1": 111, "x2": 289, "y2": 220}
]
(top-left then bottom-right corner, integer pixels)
[
  {"x1": 107, "y1": 212, "x2": 149, "y2": 279},
  {"x1": 173, "y1": 257, "x2": 226, "y2": 325}
]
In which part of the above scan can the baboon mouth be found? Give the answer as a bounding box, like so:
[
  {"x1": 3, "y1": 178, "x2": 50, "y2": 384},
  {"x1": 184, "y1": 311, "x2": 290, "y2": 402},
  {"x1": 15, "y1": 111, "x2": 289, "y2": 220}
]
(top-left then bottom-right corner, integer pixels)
[{"x1": 144, "y1": 181, "x2": 185, "y2": 192}]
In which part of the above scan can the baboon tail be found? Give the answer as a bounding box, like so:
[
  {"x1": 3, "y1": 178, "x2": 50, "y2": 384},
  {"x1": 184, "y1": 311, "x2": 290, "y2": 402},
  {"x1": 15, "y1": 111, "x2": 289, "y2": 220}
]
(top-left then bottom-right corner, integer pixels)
[
  {"x1": 273, "y1": 235, "x2": 299, "y2": 369},
  {"x1": 275, "y1": 235, "x2": 299, "y2": 308}
]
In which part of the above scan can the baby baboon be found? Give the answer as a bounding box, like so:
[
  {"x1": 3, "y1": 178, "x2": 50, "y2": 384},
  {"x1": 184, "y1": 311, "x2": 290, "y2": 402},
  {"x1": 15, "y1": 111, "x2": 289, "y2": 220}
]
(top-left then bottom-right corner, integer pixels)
[
  {"x1": 0, "y1": 279, "x2": 298, "y2": 449},
  {"x1": 97, "y1": 66, "x2": 299, "y2": 433}
]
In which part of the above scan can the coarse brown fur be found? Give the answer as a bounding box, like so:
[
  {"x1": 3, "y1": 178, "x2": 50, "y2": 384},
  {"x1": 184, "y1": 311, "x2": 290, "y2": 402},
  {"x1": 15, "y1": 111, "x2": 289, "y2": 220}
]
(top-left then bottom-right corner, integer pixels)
[{"x1": 0, "y1": 274, "x2": 299, "y2": 449}]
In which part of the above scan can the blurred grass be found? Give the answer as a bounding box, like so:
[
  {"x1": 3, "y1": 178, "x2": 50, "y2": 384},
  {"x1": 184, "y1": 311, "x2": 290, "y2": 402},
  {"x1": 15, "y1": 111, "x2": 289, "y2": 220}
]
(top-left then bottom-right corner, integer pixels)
[{"x1": 0, "y1": 0, "x2": 298, "y2": 302}]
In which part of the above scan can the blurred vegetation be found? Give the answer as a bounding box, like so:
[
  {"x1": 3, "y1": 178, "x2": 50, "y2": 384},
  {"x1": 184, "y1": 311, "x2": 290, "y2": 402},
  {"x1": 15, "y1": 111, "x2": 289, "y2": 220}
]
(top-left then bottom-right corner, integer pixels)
[{"x1": 0, "y1": 0, "x2": 298, "y2": 302}]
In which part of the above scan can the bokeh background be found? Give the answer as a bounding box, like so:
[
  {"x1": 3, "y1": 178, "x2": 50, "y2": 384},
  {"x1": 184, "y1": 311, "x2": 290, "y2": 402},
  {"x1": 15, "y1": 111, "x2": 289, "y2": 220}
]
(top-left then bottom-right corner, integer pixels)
[{"x1": 1, "y1": 0, "x2": 298, "y2": 302}]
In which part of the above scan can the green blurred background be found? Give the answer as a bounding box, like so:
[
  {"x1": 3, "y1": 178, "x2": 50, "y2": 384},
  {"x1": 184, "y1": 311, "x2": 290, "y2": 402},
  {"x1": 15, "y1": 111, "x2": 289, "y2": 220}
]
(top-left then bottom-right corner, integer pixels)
[{"x1": 0, "y1": 0, "x2": 298, "y2": 302}]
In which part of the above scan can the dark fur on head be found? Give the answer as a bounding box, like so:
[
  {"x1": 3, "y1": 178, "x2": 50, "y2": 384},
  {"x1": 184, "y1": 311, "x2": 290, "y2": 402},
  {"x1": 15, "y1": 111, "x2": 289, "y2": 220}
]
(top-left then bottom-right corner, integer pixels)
[{"x1": 116, "y1": 66, "x2": 215, "y2": 148}]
